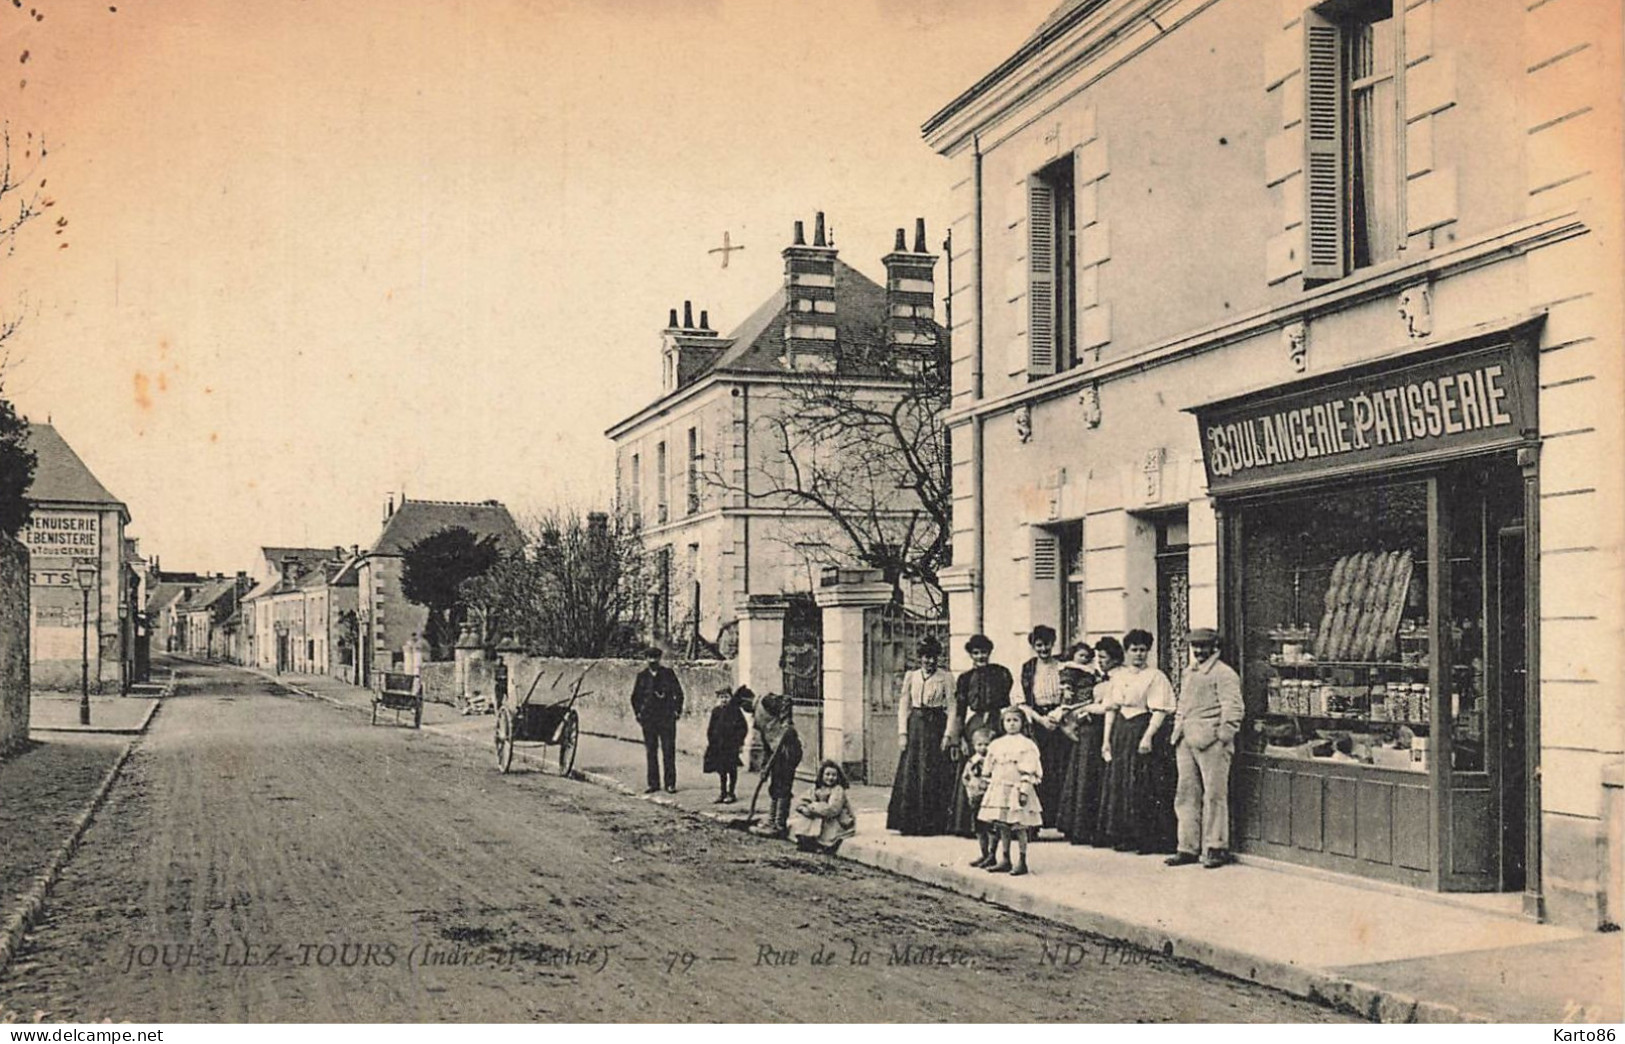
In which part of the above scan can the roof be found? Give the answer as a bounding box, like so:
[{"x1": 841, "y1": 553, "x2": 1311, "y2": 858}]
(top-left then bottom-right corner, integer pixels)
[
  {"x1": 182, "y1": 577, "x2": 237, "y2": 614},
  {"x1": 262, "y1": 546, "x2": 339, "y2": 570},
  {"x1": 24, "y1": 423, "x2": 128, "y2": 515},
  {"x1": 329, "y1": 556, "x2": 361, "y2": 587},
  {"x1": 702, "y1": 259, "x2": 905, "y2": 377},
  {"x1": 369, "y1": 499, "x2": 523, "y2": 557},
  {"x1": 144, "y1": 581, "x2": 192, "y2": 615},
  {"x1": 922, "y1": 0, "x2": 1110, "y2": 138}
]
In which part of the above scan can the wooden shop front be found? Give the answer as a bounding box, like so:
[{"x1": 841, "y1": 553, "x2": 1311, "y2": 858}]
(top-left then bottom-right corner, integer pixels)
[{"x1": 1191, "y1": 320, "x2": 1541, "y2": 894}]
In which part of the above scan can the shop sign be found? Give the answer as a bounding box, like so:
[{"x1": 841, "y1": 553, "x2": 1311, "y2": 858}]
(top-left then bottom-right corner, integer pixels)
[
  {"x1": 24, "y1": 511, "x2": 100, "y2": 558},
  {"x1": 29, "y1": 555, "x2": 95, "y2": 588},
  {"x1": 1193, "y1": 336, "x2": 1536, "y2": 494}
]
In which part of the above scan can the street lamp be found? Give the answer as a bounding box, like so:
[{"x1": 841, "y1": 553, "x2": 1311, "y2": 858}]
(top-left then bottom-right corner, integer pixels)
[{"x1": 75, "y1": 562, "x2": 97, "y2": 726}]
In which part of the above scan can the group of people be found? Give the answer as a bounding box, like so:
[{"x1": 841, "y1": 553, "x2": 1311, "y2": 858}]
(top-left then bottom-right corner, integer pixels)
[
  {"x1": 886, "y1": 625, "x2": 1244, "y2": 874},
  {"x1": 632, "y1": 647, "x2": 855, "y2": 854},
  {"x1": 632, "y1": 620, "x2": 1245, "y2": 872}
]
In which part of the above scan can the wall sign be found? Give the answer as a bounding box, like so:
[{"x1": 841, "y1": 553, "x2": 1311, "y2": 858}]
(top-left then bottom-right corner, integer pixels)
[{"x1": 1192, "y1": 327, "x2": 1538, "y2": 495}]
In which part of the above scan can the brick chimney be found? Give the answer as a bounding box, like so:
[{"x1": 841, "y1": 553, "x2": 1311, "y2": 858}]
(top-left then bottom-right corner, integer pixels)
[
  {"x1": 883, "y1": 217, "x2": 938, "y2": 359},
  {"x1": 661, "y1": 298, "x2": 723, "y2": 393},
  {"x1": 781, "y1": 212, "x2": 838, "y2": 372}
]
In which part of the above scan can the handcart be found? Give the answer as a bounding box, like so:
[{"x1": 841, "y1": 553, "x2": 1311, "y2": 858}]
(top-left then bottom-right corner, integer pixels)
[
  {"x1": 372, "y1": 671, "x2": 424, "y2": 729},
  {"x1": 494, "y1": 666, "x2": 590, "y2": 775}
]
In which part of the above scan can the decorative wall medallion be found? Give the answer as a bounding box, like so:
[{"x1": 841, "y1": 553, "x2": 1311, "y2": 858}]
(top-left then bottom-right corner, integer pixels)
[
  {"x1": 1079, "y1": 382, "x2": 1102, "y2": 428},
  {"x1": 1283, "y1": 320, "x2": 1308, "y2": 373},
  {"x1": 1015, "y1": 404, "x2": 1033, "y2": 444},
  {"x1": 1398, "y1": 284, "x2": 1432, "y2": 339}
]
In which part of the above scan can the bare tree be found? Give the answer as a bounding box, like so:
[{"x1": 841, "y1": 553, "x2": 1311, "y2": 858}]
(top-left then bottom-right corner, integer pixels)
[
  {"x1": 461, "y1": 508, "x2": 652, "y2": 658},
  {"x1": 0, "y1": 124, "x2": 55, "y2": 538},
  {"x1": 707, "y1": 345, "x2": 950, "y2": 614}
]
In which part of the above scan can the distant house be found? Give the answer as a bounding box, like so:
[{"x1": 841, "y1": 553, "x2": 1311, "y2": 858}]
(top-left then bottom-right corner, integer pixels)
[
  {"x1": 21, "y1": 423, "x2": 134, "y2": 692},
  {"x1": 180, "y1": 574, "x2": 249, "y2": 660},
  {"x1": 356, "y1": 497, "x2": 521, "y2": 683},
  {"x1": 241, "y1": 546, "x2": 345, "y2": 671}
]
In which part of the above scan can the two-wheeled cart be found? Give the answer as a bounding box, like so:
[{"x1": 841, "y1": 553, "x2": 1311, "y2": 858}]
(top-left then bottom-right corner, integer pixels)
[
  {"x1": 372, "y1": 671, "x2": 424, "y2": 728},
  {"x1": 494, "y1": 666, "x2": 590, "y2": 775}
]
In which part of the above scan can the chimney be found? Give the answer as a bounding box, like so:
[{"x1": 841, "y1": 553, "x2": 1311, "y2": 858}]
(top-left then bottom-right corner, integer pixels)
[
  {"x1": 781, "y1": 211, "x2": 838, "y2": 372},
  {"x1": 683, "y1": 300, "x2": 694, "y2": 329},
  {"x1": 662, "y1": 297, "x2": 720, "y2": 393},
  {"x1": 883, "y1": 216, "x2": 939, "y2": 355},
  {"x1": 385, "y1": 494, "x2": 395, "y2": 522},
  {"x1": 668, "y1": 307, "x2": 679, "y2": 329},
  {"x1": 699, "y1": 310, "x2": 709, "y2": 331}
]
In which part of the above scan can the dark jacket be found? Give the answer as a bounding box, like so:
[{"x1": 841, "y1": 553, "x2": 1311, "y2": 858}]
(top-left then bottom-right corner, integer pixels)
[
  {"x1": 631, "y1": 665, "x2": 685, "y2": 724},
  {"x1": 703, "y1": 701, "x2": 749, "y2": 772}
]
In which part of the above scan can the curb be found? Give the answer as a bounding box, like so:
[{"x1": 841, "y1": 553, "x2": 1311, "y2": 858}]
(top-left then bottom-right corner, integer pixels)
[
  {"x1": 0, "y1": 677, "x2": 173, "y2": 979},
  {"x1": 259, "y1": 670, "x2": 1483, "y2": 1022}
]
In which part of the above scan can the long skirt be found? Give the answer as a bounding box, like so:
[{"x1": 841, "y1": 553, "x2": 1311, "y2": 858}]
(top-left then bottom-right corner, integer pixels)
[
  {"x1": 887, "y1": 708, "x2": 955, "y2": 836},
  {"x1": 1097, "y1": 715, "x2": 1178, "y2": 853},
  {"x1": 1031, "y1": 722, "x2": 1072, "y2": 832},
  {"x1": 1055, "y1": 716, "x2": 1108, "y2": 845}
]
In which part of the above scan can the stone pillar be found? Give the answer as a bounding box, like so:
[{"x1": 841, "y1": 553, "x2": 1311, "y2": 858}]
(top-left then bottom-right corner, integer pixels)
[
  {"x1": 814, "y1": 568, "x2": 894, "y2": 783},
  {"x1": 939, "y1": 565, "x2": 979, "y2": 673},
  {"x1": 735, "y1": 595, "x2": 788, "y2": 699},
  {"x1": 454, "y1": 623, "x2": 485, "y2": 712}
]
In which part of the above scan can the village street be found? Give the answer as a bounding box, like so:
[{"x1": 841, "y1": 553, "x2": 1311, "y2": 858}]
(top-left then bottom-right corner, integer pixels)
[{"x1": 0, "y1": 662, "x2": 1352, "y2": 1023}]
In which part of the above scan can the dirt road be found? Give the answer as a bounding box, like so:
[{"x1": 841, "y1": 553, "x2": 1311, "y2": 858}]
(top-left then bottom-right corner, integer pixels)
[{"x1": 0, "y1": 662, "x2": 1352, "y2": 1022}]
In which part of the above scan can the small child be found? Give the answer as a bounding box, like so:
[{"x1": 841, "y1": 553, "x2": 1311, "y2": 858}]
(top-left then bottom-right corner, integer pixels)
[
  {"x1": 963, "y1": 729, "x2": 997, "y2": 868},
  {"x1": 977, "y1": 705, "x2": 1044, "y2": 876},
  {"x1": 703, "y1": 686, "x2": 750, "y2": 804},
  {"x1": 1054, "y1": 657, "x2": 1099, "y2": 742},
  {"x1": 749, "y1": 692, "x2": 804, "y2": 839},
  {"x1": 789, "y1": 760, "x2": 857, "y2": 854}
]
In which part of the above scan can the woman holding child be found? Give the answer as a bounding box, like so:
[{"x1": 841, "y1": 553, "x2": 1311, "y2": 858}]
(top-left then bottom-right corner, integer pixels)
[{"x1": 1053, "y1": 640, "x2": 1116, "y2": 845}]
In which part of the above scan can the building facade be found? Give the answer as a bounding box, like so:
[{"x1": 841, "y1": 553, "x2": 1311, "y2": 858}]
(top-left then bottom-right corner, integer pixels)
[
  {"x1": 605, "y1": 214, "x2": 948, "y2": 650},
  {"x1": 356, "y1": 498, "x2": 521, "y2": 683},
  {"x1": 21, "y1": 424, "x2": 134, "y2": 692},
  {"x1": 927, "y1": 0, "x2": 1622, "y2": 926}
]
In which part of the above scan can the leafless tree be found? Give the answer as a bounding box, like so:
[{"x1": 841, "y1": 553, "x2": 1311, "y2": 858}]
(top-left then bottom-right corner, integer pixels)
[
  {"x1": 0, "y1": 123, "x2": 55, "y2": 538},
  {"x1": 460, "y1": 508, "x2": 652, "y2": 658},
  {"x1": 707, "y1": 344, "x2": 950, "y2": 614}
]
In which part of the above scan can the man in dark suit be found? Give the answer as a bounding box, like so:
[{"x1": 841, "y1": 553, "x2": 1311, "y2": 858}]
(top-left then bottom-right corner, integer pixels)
[{"x1": 631, "y1": 647, "x2": 685, "y2": 793}]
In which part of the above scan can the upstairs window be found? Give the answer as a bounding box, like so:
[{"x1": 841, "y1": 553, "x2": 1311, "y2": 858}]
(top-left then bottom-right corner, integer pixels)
[
  {"x1": 656, "y1": 441, "x2": 669, "y2": 524},
  {"x1": 1304, "y1": 0, "x2": 1402, "y2": 282},
  {"x1": 629, "y1": 453, "x2": 642, "y2": 528},
  {"x1": 686, "y1": 426, "x2": 701, "y2": 515},
  {"x1": 1027, "y1": 154, "x2": 1077, "y2": 378}
]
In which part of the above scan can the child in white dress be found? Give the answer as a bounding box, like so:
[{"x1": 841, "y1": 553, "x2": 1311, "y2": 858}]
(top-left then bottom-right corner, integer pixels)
[{"x1": 977, "y1": 705, "x2": 1044, "y2": 876}]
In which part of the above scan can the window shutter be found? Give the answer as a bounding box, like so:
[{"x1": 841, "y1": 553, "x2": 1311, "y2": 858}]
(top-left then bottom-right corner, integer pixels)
[
  {"x1": 1303, "y1": 10, "x2": 1347, "y2": 282},
  {"x1": 1030, "y1": 529, "x2": 1061, "y2": 632},
  {"x1": 1027, "y1": 180, "x2": 1057, "y2": 376}
]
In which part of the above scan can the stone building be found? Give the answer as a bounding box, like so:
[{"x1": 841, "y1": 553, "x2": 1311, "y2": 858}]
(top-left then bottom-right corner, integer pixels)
[
  {"x1": 926, "y1": 0, "x2": 1621, "y2": 925},
  {"x1": 356, "y1": 498, "x2": 521, "y2": 683},
  {"x1": 21, "y1": 423, "x2": 133, "y2": 692},
  {"x1": 605, "y1": 213, "x2": 947, "y2": 650}
]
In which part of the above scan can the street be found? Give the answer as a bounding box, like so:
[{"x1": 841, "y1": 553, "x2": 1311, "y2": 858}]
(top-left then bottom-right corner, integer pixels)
[{"x1": 0, "y1": 662, "x2": 1353, "y2": 1023}]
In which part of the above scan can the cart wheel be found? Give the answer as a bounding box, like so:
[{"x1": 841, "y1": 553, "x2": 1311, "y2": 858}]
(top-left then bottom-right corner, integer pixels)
[
  {"x1": 556, "y1": 709, "x2": 579, "y2": 777},
  {"x1": 495, "y1": 709, "x2": 514, "y2": 774},
  {"x1": 371, "y1": 700, "x2": 379, "y2": 726},
  {"x1": 413, "y1": 698, "x2": 423, "y2": 729}
]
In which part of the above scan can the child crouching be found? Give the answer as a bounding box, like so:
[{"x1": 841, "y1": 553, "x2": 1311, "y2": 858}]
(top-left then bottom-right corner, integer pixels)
[{"x1": 789, "y1": 760, "x2": 857, "y2": 854}]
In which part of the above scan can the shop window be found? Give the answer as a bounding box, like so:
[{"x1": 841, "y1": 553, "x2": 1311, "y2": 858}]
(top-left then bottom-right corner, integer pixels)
[
  {"x1": 1238, "y1": 480, "x2": 1431, "y2": 771},
  {"x1": 1303, "y1": 0, "x2": 1402, "y2": 282},
  {"x1": 1027, "y1": 155, "x2": 1077, "y2": 378}
]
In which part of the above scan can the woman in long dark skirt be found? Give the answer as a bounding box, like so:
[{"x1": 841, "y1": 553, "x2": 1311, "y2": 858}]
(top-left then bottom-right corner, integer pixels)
[
  {"x1": 1097, "y1": 629, "x2": 1178, "y2": 853},
  {"x1": 1054, "y1": 641, "x2": 1115, "y2": 845},
  {"x1": 948, "y1": 634, "x2": 1014, "y2": 837},
  {"x1": 886, "y1": 636, "x2": 957, "y2": 836},
  {"x1": 1018, "y1": 625, "x2": 1070, "y2": 833}
]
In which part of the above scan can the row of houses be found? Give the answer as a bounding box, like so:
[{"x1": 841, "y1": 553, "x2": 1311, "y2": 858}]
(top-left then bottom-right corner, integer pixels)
[{"x1": 159, "y1": 498, "x2": 520, "y2": 687}]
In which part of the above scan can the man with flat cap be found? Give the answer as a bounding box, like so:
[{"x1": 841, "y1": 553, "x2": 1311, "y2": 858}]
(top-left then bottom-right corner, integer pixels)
[{"x1": 1166, "y1": 627, "x2": 1244, "y2": 869}]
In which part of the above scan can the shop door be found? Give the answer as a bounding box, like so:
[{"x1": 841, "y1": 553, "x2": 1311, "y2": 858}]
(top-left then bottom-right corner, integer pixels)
[
  {"x1": 1496, "y1": 525, "x2": 1528, "y2": 892},
  {"x1": 1438, "y1": 465, "x2": 1523, "y2": 892}
]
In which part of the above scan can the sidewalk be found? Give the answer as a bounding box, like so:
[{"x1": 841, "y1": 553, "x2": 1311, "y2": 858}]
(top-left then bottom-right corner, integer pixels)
[
  {"x1": 261, "y1": 664, "x2": 1623, "y2": 1024},
  {"x1": 29, "y1": 695, "x2": 160, "y2": 734}
]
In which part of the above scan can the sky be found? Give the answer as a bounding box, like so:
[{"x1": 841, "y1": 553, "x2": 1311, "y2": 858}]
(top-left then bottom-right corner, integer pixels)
[{"x1": 0, "y1": 0, "x2": 1058, "y2": 574}]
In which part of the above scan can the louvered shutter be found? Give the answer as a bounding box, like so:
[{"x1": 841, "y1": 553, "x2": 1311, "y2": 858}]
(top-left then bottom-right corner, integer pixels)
[
  {"x1": 1027, "y1": 180, "x2": 1057, "y2": 376},
  {"x1": 1030, "y1": 529, "x2": 1061, "y2": 632},
  {"x1": 1303, "y1": 10, "x2": 1347, "y2": 282}
]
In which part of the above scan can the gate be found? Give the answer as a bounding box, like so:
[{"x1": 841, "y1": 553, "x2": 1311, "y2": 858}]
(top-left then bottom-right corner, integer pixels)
[
  {"x1": 780, "y1": 596, "x2": 823, "y2": 780},
  {"x1": 862, "y1": 604, "x2": 948, "y2": 787}
]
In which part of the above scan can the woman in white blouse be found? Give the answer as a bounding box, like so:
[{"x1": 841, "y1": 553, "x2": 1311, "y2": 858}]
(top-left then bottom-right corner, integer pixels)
[
  {"x1": 1097, "y1": 629, "x2": 1179, "y2": 854},
  {"x1": 886, "y1": 636, "x2": 957, "y2": 836}
]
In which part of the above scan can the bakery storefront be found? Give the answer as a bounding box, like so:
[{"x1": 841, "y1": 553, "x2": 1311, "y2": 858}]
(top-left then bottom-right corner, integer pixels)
[{"x1": 1192, "y1": 320, "x2": 1540, "y2": 894}]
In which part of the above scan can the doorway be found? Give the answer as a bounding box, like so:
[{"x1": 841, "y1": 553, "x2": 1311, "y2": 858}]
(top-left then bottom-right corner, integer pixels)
[
  {"x1": 1497, "y1": 524, "x2": 1528, "y2": 892},
  {"x1": 1155, "y1": 513, "x2": 1190, "y2": 692}
]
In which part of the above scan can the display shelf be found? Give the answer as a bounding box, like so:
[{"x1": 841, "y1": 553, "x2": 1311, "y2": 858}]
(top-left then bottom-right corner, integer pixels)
[
  {"x1": 1260, "y1": 712, "x2": 1431, "y2": 728},
  {"x1": 1269, "y1": 659, "x2": 1429, "y2": 670}
]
